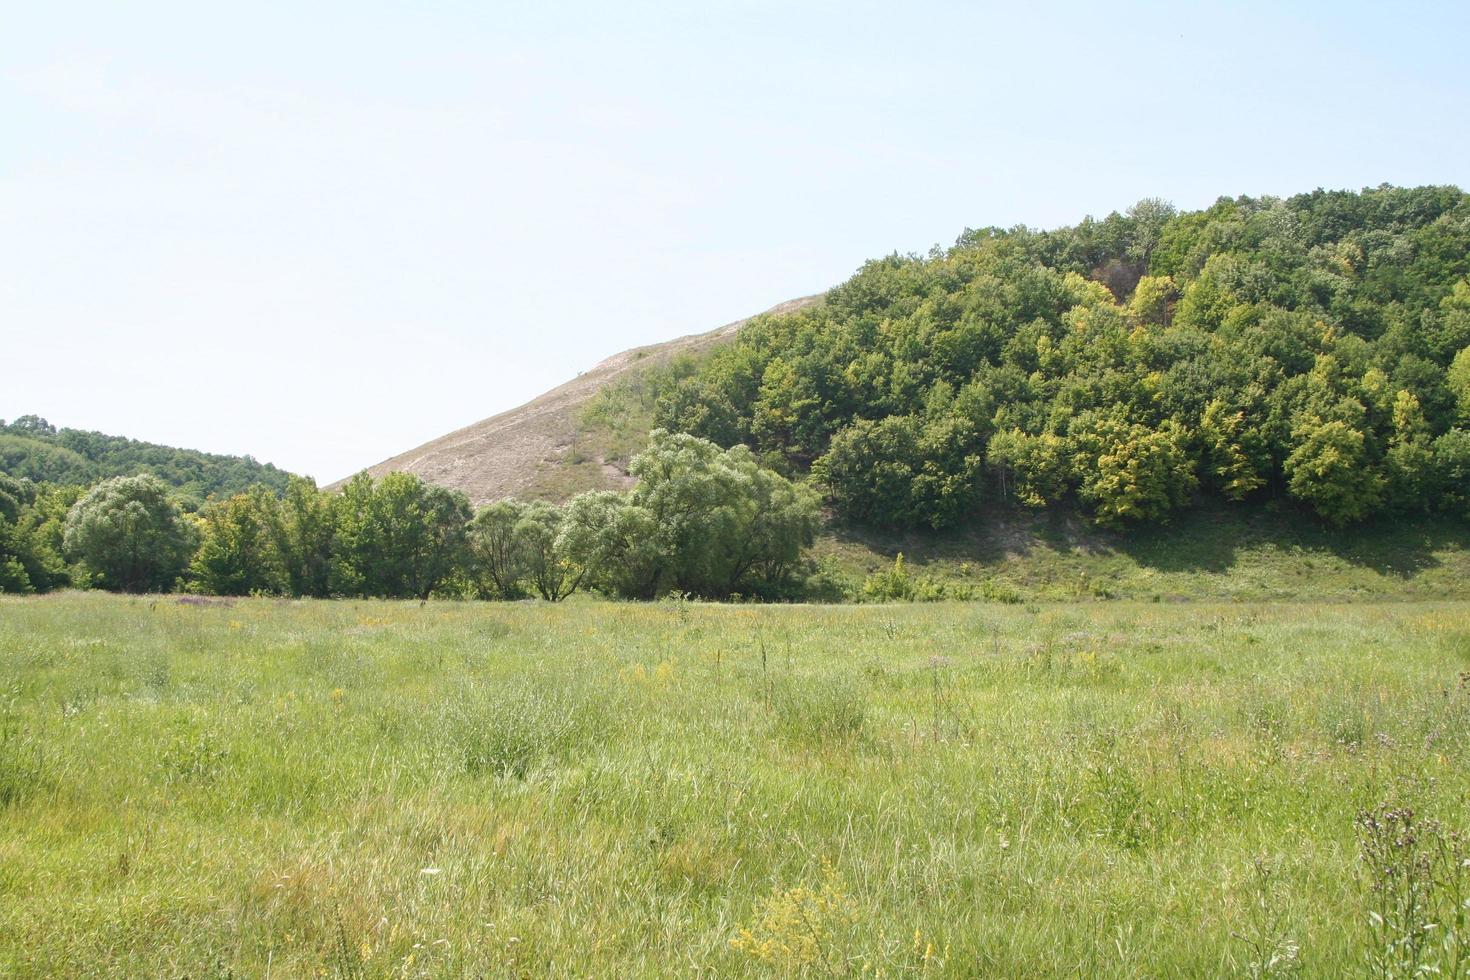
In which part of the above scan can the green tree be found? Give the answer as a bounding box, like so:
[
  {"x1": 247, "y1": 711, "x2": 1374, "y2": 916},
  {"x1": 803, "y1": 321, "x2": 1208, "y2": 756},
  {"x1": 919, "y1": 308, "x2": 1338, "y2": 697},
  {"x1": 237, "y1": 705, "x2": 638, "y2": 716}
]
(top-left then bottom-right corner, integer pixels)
[
  {"x1": 749, "y1": 356, "x2": 825, "y2": 461},
  {"x1": 1449, "y1": 345, "x2": 1470, "y2": 425},
  {"x1": 0, "y1": 415, "x2": 290, "y2": 497},
  {"x1": 1, "y1": 481, "x2": 76, "y2": 593},
  {"x1": 560, "y1": 431, "x2": 819, "y2": 599},
  {"x1": 0, "y1": 475, "x2": 37, "y2": 592},
  {"x1": 514, "y1": 501, "x2": 582, "y2": 602},
  {"x1": 1385, "y1": 391, "x2": 1436, "y2": 512},
  {"x1": 986, "y1": 429, "x2": 1072, "y2": 507},
  {"x1": 332, "y1": 472, "x2": 472, "y2": 599},
  {"x1": 634, "y1": 432, "x2": 819, "y2": 597},
  {"x1": 716, "y1": 454, "x2": 820, "y2": 597},
  {"x1": 1069, "y1": 412, "x2": 1197, "y2": 526},
  {"x1": 1284, "y1": 416, "x2": 1385, "y2": 524},
  {"x1": 63, "y1": 474, "x2": 195, "y2": 592},
  {"x1": 467, "y1": 500, "x2": 529, "y2": 598},
  {"x1": 1432, "y1": 429, "x2": 1470, "y2": 517},
  {"x1": 592, "y1": 185, "x2": 1470, "y2": 526},
  {"x1": 1430, "y1": 281, "x2": 1470, "y2": 362},
  {"x1": 813, "y1": 417, "x2": 924, "y2": 528},
  {"x1": 558, "y1": 490, "x2": 663, "y2": 598},
  {"x1": 1127, "y1": 275, "x2": 1176, "y2": 326},
  {"x1": 189, "y1": 488, "x2": 286, "y2": 595},
  {"x1": 271, "y1": 476, "x2": 336, "y2": 598},
  {"x1": 909, "y1": 411, "x2": 986, "y2": 530},
  {"x1": 1198, "y1": 400, "x2": 1267, "y2": 500}
]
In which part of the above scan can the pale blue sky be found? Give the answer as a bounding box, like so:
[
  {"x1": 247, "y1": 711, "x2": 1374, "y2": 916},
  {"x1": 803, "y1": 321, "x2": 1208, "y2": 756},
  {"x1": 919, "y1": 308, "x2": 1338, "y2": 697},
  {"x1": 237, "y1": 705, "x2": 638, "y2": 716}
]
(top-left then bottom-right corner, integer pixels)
[{"x1": 3, "y1": 1, "x2": 1467, "y2": 482}]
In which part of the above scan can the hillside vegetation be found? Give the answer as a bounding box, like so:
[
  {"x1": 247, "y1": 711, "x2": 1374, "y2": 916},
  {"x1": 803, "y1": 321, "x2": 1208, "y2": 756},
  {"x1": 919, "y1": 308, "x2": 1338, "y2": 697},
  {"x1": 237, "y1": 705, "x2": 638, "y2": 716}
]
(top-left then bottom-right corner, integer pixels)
[
  {"x1": 811, "y1": 502, "x2": 1470, "y2": 603},
  {"x1": 3, "y1": 593, "x2": 1469, "y2": 976},
  {"x1": 0, "y1": 415, "x2": 291, "y2": 502},
  {"x1": 0, "y1": 418, "x2": 296, "y2": 595},
  {"x1": 642, "y1": 185, "x2": 1470, "y2": 530},
  {"x1": 9, "y1": 186, "x2": 1470, "y2": 603}
]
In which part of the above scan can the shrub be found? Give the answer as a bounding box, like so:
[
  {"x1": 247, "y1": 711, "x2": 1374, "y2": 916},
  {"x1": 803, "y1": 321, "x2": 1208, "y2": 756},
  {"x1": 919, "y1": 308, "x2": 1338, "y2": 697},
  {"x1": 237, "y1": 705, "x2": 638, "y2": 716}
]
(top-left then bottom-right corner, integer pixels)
[{"x1": 860, "y1": 554, "x2": 977, "y2": 603}]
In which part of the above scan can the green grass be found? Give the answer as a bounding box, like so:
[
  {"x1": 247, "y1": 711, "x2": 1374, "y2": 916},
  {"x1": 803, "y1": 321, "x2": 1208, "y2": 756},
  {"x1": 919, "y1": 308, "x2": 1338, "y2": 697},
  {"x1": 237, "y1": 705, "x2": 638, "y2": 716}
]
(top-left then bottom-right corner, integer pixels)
[
  {"x1": 817, "y1": 503, "x2": 1470, "y2": 603},
  {"x1": 3, "y1": 593, "x2": 1470, "y2": 976}
]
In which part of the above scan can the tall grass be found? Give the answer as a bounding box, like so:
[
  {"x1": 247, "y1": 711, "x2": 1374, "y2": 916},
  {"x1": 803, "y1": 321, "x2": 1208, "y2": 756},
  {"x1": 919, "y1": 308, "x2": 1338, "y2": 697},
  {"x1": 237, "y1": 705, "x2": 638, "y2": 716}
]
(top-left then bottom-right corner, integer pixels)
[{"x1": 1, "y1": 593, "x2": 1468, "y2": 975}]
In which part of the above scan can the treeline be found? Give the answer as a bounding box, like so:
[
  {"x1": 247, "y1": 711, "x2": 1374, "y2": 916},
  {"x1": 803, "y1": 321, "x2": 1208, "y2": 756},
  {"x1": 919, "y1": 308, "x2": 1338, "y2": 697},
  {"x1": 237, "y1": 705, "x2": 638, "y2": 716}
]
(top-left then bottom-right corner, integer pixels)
[
  {"x1": 0, "y1": 431, "x2": 818, "y2": 599},
  {"x1": 0, "y1": 415, "x2": 292, "y2": 504},
  {"x1": 650, "y1": 185, "x2": 1470, "y2": 528}
]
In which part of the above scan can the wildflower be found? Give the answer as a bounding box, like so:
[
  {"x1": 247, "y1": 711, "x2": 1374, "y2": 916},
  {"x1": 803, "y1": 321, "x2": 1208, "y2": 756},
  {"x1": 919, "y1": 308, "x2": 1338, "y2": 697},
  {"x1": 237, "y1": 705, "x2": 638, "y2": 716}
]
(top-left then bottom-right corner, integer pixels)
[{"x1": 731, "y1": 863, "x2": 857, "y2": 971}]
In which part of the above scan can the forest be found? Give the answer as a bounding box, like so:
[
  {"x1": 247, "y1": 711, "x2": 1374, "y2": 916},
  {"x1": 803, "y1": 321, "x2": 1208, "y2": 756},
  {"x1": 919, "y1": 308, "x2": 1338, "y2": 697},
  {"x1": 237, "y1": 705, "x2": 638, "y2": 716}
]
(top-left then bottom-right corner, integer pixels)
[
  {"x1": 0, "y1": 415, "x2": 291, "y2": 501},
  {"x1": 650, "y1": 185, "x2": 1470, "y2": 529}
]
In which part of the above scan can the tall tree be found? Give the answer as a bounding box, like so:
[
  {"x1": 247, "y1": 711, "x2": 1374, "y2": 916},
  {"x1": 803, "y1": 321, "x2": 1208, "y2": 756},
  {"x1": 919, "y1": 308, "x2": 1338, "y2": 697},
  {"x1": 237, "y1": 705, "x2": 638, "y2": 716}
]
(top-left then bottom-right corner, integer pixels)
[
  {"x1": 1285, "y1": 416, "x2": 1384, "y2": 525},
  {"x1": 560, "y1": 431, "x2": 819, "y2": 599},
  {"x1": 271, "y1": 476, "x2": 337, "y2": 598},
  {"x1": 467, "y1": 500, "x2": 529, "y2": 598},
  {"x1": 333, "y1": 472, "x2": 472, "y2": 599},
  {"x1": 63, "y1": 475, "x2": 195, "y2": 592},
  {"x1": 190, "y1": 488, "x2": 286, "y2": 595},
  {"x1": 0, "y1": 475, "x2": 37, "y2": 592},
  {"x1": 515, "y1": 501, "x2": 582, "y2": 602}
]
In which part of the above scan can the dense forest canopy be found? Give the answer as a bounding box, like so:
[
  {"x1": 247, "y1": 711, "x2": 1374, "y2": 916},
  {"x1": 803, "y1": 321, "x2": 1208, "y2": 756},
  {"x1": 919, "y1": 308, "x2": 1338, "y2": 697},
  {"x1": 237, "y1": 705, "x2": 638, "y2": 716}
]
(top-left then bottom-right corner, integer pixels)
[
  {"x1": 651, "y1": 185, "x2": 1470, "y2": 528},
  {"x1": 0, "y1": 415, "x2": 292, "y2": 501}
]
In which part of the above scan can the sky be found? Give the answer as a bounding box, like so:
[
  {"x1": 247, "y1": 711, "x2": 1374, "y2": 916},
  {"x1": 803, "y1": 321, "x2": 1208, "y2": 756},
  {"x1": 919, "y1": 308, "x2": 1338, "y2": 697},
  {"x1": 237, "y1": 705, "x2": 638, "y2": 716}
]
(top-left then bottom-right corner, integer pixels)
[{"x1": 3, "y1": 1, "x2": 1468, "y2": 482}]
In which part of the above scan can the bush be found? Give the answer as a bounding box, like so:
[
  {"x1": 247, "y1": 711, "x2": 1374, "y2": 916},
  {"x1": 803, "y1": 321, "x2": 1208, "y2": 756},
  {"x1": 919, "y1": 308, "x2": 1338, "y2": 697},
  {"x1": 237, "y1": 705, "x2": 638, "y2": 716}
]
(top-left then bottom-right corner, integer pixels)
[{"x1": 860, "y1": 553, "x2": 976, "y2": 602}]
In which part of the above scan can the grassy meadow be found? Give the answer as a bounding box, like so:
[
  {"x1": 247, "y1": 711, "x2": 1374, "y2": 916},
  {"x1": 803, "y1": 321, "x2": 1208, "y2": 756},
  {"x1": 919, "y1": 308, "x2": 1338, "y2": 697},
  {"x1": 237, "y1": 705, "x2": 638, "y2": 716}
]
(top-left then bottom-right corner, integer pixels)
[{"x1": 2, "y1": 593, "x2": 1470, "y2": 977}]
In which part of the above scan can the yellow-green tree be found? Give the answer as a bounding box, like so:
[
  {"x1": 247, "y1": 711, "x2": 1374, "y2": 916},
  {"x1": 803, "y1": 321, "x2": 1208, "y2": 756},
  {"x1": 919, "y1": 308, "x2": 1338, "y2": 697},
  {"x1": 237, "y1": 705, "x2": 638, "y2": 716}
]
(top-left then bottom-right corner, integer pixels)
[
  {"x1": 1070, "y1": 412, "x2": 1196, "y2": 527},
  {"x1": 189, "y1": 488, "x2": 285, "y2": 596},
  {"x1": 1285, "y1": 416, "x2": 1384, "y2": 525}
]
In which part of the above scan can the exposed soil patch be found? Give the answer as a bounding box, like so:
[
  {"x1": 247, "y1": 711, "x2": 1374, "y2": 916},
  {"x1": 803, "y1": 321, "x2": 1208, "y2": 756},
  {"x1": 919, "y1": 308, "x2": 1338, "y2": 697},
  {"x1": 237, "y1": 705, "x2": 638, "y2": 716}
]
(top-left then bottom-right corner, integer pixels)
[{"x1": 334, "y1": 296, "x2": 818, "y2": 506}]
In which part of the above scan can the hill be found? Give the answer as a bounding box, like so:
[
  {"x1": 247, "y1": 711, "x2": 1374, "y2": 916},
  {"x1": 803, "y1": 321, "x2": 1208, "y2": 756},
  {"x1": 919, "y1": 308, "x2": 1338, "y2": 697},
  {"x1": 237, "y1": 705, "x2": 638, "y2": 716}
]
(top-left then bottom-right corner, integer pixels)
[
  {"x1": 0, "y1": 415, "x2": 293, "y2": 501},
  {"x1": 338, "y1": 184, "x2": 1470, "y2": 601},
  {"x1": 351, "y1": 185, "x2": 1470, "y2": 527},
  {"x1": 646, "y1": 185, "x2": 1470, "y2": 531},
  {"x1": 343, "y1": 296, "x2": 819, "y2": 505}
]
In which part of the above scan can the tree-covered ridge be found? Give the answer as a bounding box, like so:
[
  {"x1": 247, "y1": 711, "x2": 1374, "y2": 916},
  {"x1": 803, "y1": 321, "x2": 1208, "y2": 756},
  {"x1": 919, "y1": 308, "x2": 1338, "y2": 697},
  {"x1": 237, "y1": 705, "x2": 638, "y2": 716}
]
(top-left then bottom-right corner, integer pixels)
[
  {"x1": 0, "y1": 415, "x2": 292, "y2": 501},
  {"x1": 653, "y1": 185, "x2": 1470, "y2": 528}
]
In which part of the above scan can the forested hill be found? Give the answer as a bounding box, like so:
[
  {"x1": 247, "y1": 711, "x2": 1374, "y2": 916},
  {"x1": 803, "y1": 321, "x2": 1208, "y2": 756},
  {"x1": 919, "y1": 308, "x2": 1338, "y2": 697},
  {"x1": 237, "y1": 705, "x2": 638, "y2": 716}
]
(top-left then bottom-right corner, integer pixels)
[
  {"x1": 0, "y1": 416, "x2": 292, "y2": 502},
  {"x1": 647, "y1": 185, "x2": 1470, "y2": 529}
]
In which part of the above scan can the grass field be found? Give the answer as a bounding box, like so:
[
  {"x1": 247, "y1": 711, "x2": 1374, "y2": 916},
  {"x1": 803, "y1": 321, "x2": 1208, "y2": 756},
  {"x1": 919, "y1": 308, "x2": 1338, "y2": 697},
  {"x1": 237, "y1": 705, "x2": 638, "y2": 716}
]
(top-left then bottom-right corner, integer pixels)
[
  {"x1": 3, "y1": 593, "x2": 1469, "y2": 977},
  {"x1": 815, "y1": 506, "x2": 1470, "y2": 604}
]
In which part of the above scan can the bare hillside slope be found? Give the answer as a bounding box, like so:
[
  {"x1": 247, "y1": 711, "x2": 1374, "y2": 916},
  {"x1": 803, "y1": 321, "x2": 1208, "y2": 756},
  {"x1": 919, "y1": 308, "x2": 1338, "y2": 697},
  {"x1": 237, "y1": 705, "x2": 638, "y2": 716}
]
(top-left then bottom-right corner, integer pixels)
[{"x1": 341, "y1": 296, "x2": 819, "y2": 505}]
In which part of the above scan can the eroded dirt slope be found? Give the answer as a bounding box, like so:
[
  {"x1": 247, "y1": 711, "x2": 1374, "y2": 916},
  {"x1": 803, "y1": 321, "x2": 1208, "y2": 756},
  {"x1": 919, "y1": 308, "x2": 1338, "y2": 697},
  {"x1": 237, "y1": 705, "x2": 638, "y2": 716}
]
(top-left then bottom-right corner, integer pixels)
[{"x1": 341, "y1": 296, "x2": 818, "y2": 505}]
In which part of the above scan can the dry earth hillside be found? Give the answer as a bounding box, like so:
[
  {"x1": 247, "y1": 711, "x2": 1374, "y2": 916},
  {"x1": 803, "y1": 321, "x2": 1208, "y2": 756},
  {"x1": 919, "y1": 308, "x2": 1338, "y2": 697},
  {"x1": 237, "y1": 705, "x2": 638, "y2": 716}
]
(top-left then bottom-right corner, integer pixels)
[{"x1": 340, "y1": 296, "x2": 819, "y2": 505}]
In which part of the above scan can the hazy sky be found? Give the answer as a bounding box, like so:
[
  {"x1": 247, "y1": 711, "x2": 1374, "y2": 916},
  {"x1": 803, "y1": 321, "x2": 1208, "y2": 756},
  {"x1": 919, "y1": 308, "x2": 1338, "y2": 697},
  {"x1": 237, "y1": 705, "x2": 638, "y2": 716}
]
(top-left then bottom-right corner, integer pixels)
[{"x1": 4, "y1": 1, "x2": 1468, "y2": 482}]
